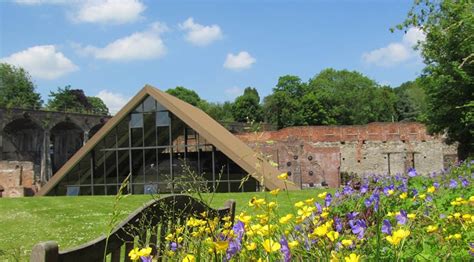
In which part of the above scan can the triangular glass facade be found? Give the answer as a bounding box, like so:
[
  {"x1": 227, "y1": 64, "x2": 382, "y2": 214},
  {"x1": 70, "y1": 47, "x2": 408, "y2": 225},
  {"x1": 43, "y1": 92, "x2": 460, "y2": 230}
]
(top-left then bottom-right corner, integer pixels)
[{"x1": 49, "y1": 95, "x2": 260, "y2": 195}]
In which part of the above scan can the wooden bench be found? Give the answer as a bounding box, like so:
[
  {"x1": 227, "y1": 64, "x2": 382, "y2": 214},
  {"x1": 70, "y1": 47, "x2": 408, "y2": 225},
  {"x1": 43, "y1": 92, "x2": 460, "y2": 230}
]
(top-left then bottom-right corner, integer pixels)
[{"x1": 30, "y1": 195, "x2": 236, "y2": 262}]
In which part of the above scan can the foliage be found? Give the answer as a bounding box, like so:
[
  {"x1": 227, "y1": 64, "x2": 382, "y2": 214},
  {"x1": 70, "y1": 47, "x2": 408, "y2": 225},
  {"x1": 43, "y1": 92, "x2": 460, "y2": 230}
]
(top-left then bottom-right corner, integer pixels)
[
  {"x1": 166, "y1": 86, "x2": 202, "y2": 106},
  {"x1": 397, "y1": 0, "x2": 474, "y2": 158},
  {"x1": 0, "y1": 63, "x2": 42, "y2": 108},
  {"x1": 394, "y1": 79, "x2": 428, "y2": 122},
  {"x1": 308, "y1": 69, "x2": 397, "y2": 125},
  {"x1": 232, "y1": 87, "x2": 263, "y2": 122},
  {"x1": 200, "y1": 101, "x2": 235, "y2": 122},
  {"x1": 131, "y1": 161, "x2": 474, "y2": 261},
  {"x1": 46, "y1": 85, "x2": 109, "y2": 115}
]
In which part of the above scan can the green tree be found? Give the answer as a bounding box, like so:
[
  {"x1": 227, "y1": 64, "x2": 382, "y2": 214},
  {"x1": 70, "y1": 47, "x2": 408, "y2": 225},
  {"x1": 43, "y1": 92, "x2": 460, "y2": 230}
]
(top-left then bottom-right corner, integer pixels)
[
  {"x1": 87, "y1": 96, "x2": 109, "y2": 115},
  {"x1": 46, "y1": 85, "x2": 108, "y2": 115},
  {"x1": 308, "y1": 68, "x2": 397, "y2": 125},
  {"x1": 394, "y1": 80, "x2": 427, "y2": 122},
  {"x1": 0, "y1": 63, "x2": 42, "y2": 108},
  {"x1": 263, "y1": 75, "x2": 306, "y2": 128},
  {"x1": 200, "y1": 101, "x2": 235, "y2": 122},
  {"x1": 166, "y1": 86, "x2": 201, "y2": 106},
  {"x1": 398, "y1": 0, "x2": 474, "y2": 158},
  {"x1": 232, "y1": 87, "x2": 263, "y2": 122}
]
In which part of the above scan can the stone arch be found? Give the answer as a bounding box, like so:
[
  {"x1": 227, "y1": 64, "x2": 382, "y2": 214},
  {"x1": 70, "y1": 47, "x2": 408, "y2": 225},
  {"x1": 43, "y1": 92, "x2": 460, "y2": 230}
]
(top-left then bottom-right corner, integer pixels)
[
  {"x1": 50, "y1": 121, "x2": 84, "y2": 173},
  {"x1": 2, "y1": 117, "x2": 44, "y2": 163}
]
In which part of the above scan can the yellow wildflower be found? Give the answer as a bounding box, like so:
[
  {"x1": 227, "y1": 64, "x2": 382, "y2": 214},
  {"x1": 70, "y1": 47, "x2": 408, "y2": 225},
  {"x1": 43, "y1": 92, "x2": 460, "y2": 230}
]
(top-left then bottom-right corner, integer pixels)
[
  {"x1": 294, "y1": 201, "x2": 305, "y2": 208},
  {"x1": 270, "y1": 188, "x2": 280, "y2": 195},
  {"x1": 327, "y1": 231, "x2": 339, "y2": 242},
  {"x1": 386, "y1": 229, "x2": 410, "y2": 246},
  {"x1": 341, "y1": 239, "x2": 353, "y2": 247},
  {"x1": 427, "y1": 186, "x2": 435, "y2": 193},
  {"x1": 426, "y1": 225, "x2": 438, "y2": 233},
  {"x1": 268, "y1": 201, "x2": 278, "y2": 209},
  {"x1": 407, "y1": 213, "x2": 416, "y2": 219},
  {"x1": 453, "y1": 212, "x2": 461, "y2": 218},
  {"x1": 312, "y1": 224, "x2": 328, "y2": 237},
  {"x1": 318, "y1": 192, "x2": 328, "y2": 199},
  {"x1": 182, "y1": 254, "x2": 196, "y2": 262},
  {"x1": 138, "y1": 247, "x2": 152, "y2": 257},
  {"x1": 262, "y1": 239, "x2": 281, "y2": 253},
  {"x1": 419, "y1": 194, "x2": 426, "y2": 200},
  {"x1": 278, "y1": 173, "x2": 288, "y2": 180},
  {"x1": 399, "y1": 192, "x2": 408, "y2": 199},
  {"x1": 305, "y1": 198, "x2": 315, "y2": 204},
  {"x1": 387, "y1": 189, "x2": 394, "y2": 196},
  {"x1": 128, "y1": 247, "x2": 140, "y2": 261},
  {"x1": 237, "y1": 213, "x2": 252, "y2": 224},
  {"x1": 344, "y1": 253, "x2": 361, "y2": 262},
  {"x1": 249, "y1": 197, "x2": 266, "y2": 207},
  {"x1": 288, "y1": 240, "x2": 299, "y2": 249},
  {"x1": 214, "y1": 241, "x2": 229, "y2": 253},
  {"x1": 279, "y1": 214, "x2": 294, "y2": 224},
  {"x1": 246, "y1": 242, "x2": 257, "y2": 251},
  {"x1": 298, "y1": 206, "x2": 315, "y2": 219}
]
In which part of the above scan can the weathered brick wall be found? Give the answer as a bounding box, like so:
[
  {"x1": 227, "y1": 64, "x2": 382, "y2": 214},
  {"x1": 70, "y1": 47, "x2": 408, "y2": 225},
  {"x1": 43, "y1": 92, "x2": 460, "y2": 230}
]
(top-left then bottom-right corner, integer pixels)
[
  {"x1": 0, "y1": 161, "x2": 36, "y2": 197},
  {"x1": 237, "y1": 122, "x2": 458, "y2": 188}
]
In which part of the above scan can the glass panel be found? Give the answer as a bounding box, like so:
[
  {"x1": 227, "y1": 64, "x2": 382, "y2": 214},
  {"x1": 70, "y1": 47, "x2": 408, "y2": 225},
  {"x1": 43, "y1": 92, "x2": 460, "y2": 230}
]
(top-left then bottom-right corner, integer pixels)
[
  {"x1": 131, "y1": 127, "x2": 143, "y2": 147},
  {"x1": 106, "y1": 185, "x2": 118, "y2": 195},
  {"x1": 79, "y1": 186, "x2": 92, "y2": 196},
  {"x1": 216, "y1": 180, "x2": 229, "y2": 193},
  {"x1": 94, "y1": 185, "x2": 106, "y2": 195},
  {"x1": 230, "y1": 182, "x2": 243, "y2": 192},
  {"x1": 144, "y1": 149, "x2": 158, "y2": 183},
  {"x1": 143, "y1": 112, "x2": 156, "y2": 146},
  {"x1": 117, "y1": 115, "x2": 130, "y2": 148},
  {"x1": 117, "y1": 150, "x2": 130, "y2": 185},
  {"x1": 157, "y1": 150, "x2": 171, "y2": 183},
  {"x1": 156, "y1": 111, "x2": 170, "y2": 127},
  {"x1": 243, "y1": 177, "x2": 259, "y2": 192},
  {"x1": 133, "y1": 184, "x2": 145, "y2": 194},
  {"x1": 103, "y1": 128, "x2": 116, "y2": 149},
  {"x1": 105, "y1": 150, "x2": 118, "y2": 185},
  {"x1": 131, "y1": 149, "x2": 144, "y2": 185},
  {"x1": 156, "y1": 101, "x2": 166, "y2": 111},
  {"x1": 130, "y1": 113, "x2": 144, "y2": 128},
  {"x1": 143, "y1": 96, "x2": 156, "y2": 112},
  {"x1": 92, "y1": 147, "x2": 105, "y2": 185},
  {"x1": 80, "y1": 154, "x2": 92, "y2": 185},
  {"x1": 133, "y1": 101, "x2": 144, "y2": 113},
  {"x1": 157, "y1": 126, "x2": 170, "y2": 146}
]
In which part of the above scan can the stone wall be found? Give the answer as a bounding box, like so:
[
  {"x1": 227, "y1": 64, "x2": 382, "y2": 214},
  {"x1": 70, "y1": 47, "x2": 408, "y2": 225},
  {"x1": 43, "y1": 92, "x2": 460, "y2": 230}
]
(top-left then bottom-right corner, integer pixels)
[
  {"x1": 0, "y1": 160, "x2": 36, "y2": 197},
  {"x1": 237, "y1": 122, "x2": 458, "y2": 188}
]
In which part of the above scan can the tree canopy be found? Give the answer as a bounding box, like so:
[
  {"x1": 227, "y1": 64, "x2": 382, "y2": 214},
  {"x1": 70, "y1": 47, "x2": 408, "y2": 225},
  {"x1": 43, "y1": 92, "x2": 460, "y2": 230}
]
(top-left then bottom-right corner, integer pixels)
[
  {"x1": 398, "y1": 0, "x2": 474, "y2": 158},
  {"x1": 232, "y1": 87, "x2": 263, "y2": 122},
  {"x1": 0, "y1": 63, "x2": 42, "y2": 108},
  {"x1": 166, "y1": 86, "x2": 202, "y2": 106},
  {"x1": 46, "y1": 85, "x2": 109, "y2": 115}
]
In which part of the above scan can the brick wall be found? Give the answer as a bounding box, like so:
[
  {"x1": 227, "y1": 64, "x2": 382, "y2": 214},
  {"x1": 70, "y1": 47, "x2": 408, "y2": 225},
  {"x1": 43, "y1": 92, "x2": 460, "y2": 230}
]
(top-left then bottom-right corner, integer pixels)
[
  {"x1": 0, "y1": 161, "x2": 36, "y2": 197},
  {"x1": 237, "y1": 122, "x2": 458, "y2": 188}
]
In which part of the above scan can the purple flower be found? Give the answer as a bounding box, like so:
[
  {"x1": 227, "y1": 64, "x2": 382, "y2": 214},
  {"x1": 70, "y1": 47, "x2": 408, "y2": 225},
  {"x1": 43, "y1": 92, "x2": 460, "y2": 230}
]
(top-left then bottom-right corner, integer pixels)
[
  {"x1": 365, "y1": 192, "x2": 380, "y2": 211},
  {"x1": 433, "y1": 182, "x2": 440, "y2": 188},
  {"x1": 170, "y1": 242, "x2": 178, "y2": 251},
  {"x1": 315, "y1": 202, "x2": 322, "y2": 214},
  {"x1": 426, "y1": 195, "x2": 433, "y2": 202},
  {"x1": 449, "y1": 179, "x2": 458, "y2": 188},
  {"x1": 469, "y1": 242, "x2": 474, "y2": 257},
  {"x1": 335, "y1": 217, "x2": 343, "y2": 232},
  {"x1": 360, "y1": 184, "x2": 369, "y2": 194},
  {"x1": 407, "y1": 168, "x2": 417, "y2": 177},
  {"x1": 347, "y1": 212, "x2": 359, "y2": 220},
  {"x1": 141, "y1": 257, "x2": 152, "y2": 262},
  {"x1": 396, "y1": 210, "x2": 408, "y2": 225},
  {"x1": 381, "y1": 219, "x2": 392, "y2": 235},
  {"x1": 412, "y1": 189, "x2": 418, "y2": 196},
  {"x1": 461, "y1": 178, "x2": 469, "y2": 187},
  {"x1": 349, "y1": 219, "x2": 367, "y2": 239},
  {"x1": 225, "y1": 221, "x2": 245, "y2": 261},
  {"x1": 280, "y1": 236, "x2": 291, "y2": 262},
  {"x1": 343, "y1": 185, "x2": 353, "y2": 195},
  {"x1": 325, "y1": 193, "x2": 332, "y2": 207},
  {"x1": 383, "y1": 185, "x2": 394, "y2": 196}
]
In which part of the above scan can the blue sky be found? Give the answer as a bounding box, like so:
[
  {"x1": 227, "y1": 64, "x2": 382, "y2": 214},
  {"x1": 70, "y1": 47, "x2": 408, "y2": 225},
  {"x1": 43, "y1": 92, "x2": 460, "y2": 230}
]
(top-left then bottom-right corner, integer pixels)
[{"x1": 0, "y1": 0, "x2": 426, "y2": 113}]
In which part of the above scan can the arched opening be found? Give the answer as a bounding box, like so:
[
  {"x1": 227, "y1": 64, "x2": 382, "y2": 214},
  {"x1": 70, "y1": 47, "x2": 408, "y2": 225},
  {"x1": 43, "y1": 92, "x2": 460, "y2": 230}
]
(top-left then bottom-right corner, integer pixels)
[
  {"x1": 50, "y1": 121, "x2": 84, "y2": 173},
  {"x1": 2, "y1": 118, "x2": 43, "y2": 163},
  {"x1": 88, "y1": 121, "x2": 106, "y2": 139}
]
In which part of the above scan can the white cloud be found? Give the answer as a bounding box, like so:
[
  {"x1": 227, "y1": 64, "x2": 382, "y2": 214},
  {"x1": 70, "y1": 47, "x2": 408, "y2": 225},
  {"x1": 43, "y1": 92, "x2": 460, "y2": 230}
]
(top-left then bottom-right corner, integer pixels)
[
  {"x1": 179, "y1": 17, "x2": 222, "y2": 46},
  {"x1": 14, "y1": 0, "x2": 67, "y2": 5},
  {"x1": 72, "y1": 0, "x2": 146, "y2": 24},
  {"x1": 0, "y1": 45, "x2": 78, "y2": 80},
  {"x1": 224, "y1": 86, "x2": 243, "y2": 98},
  {"x1": 76, "y1": 22, "x2": 168, "y2": 61},
  {"x1": 223, "y1": 51, "x2": 256, "y2": 70},
  {"x1": 362, "y1": 27, "x2": 426, "y2": 67},
  {"x1": 96, "y1": 90, "x2": 129, "y2": 114}
]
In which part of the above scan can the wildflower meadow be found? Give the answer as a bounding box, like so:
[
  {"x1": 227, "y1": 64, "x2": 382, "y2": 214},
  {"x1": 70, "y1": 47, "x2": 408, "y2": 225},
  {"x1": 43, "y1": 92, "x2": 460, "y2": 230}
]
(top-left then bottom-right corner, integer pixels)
[{"x1": 130, "y1": 161, "x2": 474, "y2": 261}]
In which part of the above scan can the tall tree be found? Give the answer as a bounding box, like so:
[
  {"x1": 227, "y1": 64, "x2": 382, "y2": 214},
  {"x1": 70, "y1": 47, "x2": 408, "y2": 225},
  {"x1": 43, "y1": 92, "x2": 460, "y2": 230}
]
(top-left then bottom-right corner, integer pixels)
[
  {"x1": 308, "y1": 69, "x2": 397, "y2": 125},
  {"x1": 232, "y1": 87, "x2": 263, "y2": 122},
  {"x1": 46, "y1": 85, "x2": 109, "y2": 115},
  {"x1": 166, "y1": 86, "x2": 201, "y2": 106},
  {"x1": 0, "y1": 63, "x2": 42, "y2": 108},
  {"x1": 394, "y1": 80, "x2": 427, "y2": 122},
  {"x1": 398, "y1": 0, "x2": 474, "y2": 158}
]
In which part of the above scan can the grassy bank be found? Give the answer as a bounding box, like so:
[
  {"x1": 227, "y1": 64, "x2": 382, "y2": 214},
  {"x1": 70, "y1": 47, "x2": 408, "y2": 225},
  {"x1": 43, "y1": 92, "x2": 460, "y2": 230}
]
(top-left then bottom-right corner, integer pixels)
[{"x1": 0, "y1": 189, "x2": 330, "y2": 260}]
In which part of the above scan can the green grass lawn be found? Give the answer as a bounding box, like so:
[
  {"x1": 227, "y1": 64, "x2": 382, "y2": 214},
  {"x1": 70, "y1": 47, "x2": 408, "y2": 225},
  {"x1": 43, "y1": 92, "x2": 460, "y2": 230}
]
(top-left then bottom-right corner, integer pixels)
[{"x1": 0, "y1": 189, "x2": 331, "y2": 261}]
